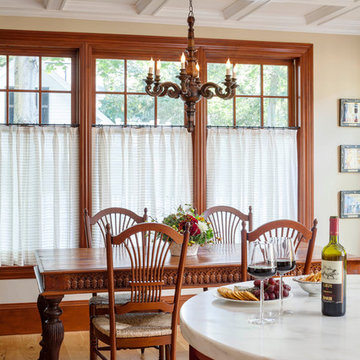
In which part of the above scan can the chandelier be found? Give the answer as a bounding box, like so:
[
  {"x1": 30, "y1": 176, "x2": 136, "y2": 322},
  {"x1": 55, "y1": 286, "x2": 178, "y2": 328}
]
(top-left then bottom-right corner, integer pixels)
[{"x1": 144, "y1": 0, "x2": 238, "y2": 132}]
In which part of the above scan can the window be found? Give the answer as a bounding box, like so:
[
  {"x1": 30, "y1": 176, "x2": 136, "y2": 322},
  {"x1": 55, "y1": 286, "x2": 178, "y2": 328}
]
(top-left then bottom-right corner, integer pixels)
[
  {"x1": 92, "y1": 58, "x2": 193, "y2": 241},
  {"x1": 206, "y1": 61, "x2": 297, "y2": 229},
  {"x1": 207, "y1": 62, "x2": 292, "y2": 127},
  {"x1": 95, "y1": 59, "x2": 184, "y2": 126},
  {"x1": 0, "y1": 52, "x2": 78, "y2": 266},
  {"x1": 0, "y1": 56, "x2": 72, "y2": 125}
]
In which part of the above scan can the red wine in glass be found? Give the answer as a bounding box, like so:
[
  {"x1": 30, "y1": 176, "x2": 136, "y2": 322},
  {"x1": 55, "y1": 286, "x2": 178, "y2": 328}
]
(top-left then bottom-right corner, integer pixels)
[
  {"x1": 276, "y1": 259, "x2": 296, "y2": 275},
  {"x1": 247, "y1": 265, "x2": 276, "y2": 279}
]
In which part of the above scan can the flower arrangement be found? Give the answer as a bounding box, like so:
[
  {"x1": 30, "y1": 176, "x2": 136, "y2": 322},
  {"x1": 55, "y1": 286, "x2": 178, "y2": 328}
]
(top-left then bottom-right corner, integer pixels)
[{"x1": 162, "y1": 205, "x2": 214, "y2": 246}]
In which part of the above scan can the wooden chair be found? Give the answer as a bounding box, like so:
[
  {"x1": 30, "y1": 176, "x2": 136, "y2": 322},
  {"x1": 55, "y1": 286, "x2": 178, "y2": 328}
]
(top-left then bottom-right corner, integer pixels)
[
  {"x1": 203, "y1": 205, "x2": 253, "y2": 243},
  {"x1": 241, "y1": 219, "x2": 318, "y2": 281},
  {"x1": 84, "y1": 207, "x2": 148, "y2": 248},
  {"x1": 90, "y1": 222, "x2": 190, "y2": 360},
  {"x1": 85, "y1": 207, "x2": 148, "y2": 357}
]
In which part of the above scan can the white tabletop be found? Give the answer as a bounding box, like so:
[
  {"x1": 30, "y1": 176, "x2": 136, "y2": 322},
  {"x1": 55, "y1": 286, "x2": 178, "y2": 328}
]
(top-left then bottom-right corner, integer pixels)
[{"x1": 180, "y1": 275, "x2": 360, "y2": 360}]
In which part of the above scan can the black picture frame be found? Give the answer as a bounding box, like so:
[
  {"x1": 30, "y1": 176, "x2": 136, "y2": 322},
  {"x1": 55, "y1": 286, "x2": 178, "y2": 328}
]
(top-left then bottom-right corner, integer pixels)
[
  {"x1": 340, "y1": 191, "x2": 360, "y2": 218},
  {"x1": 340, "y1": 99, "x2": 360, "y2": 126},
  {"x1": 340, "y1": 145, "x2": 360, "y2": 172}
]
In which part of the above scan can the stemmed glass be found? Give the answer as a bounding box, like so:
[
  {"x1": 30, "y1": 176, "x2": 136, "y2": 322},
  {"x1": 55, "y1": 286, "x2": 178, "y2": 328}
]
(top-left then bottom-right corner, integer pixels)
[
  {"x1": 274, "y1": 237, "x2": 296, "y2": 315},
  {"x1": 247, "y1": 240, "x2": 277, "y2": 325}
]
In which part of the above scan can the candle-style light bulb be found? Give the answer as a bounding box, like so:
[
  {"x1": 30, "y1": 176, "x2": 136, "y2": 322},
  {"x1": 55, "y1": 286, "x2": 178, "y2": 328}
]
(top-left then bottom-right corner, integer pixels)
[
  {"x1": 226, "y1": 59, "x2": 231, "y2": 76},
  {"x1": 232, "y1": 64, "x2": 237, "y2": 79},
  {"x1": 148, "y1": 58, "x2": 154, "y2": 75},
  {"x1": 156, "y1": 60, "x2": 161, "y2": 76},
  {"x1": 196, "y1": 63, "x2": 200, "y2": 77},
  {"x1": 181, "y1": 53, "x2": 186, "y2": 70}
]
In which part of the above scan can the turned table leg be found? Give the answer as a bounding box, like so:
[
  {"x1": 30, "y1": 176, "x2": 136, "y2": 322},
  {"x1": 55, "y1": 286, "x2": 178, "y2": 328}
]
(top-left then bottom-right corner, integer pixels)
[
  {"x1": 38, "y1": 295, "x2": 64, "y2": 360},
  {"x1": 37, "y1": 295, "x2": 48, "y2": 359}
]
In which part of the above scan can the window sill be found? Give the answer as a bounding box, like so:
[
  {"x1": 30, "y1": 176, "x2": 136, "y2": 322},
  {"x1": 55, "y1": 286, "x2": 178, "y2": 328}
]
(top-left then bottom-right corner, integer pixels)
[{"x1": 0, "y1": 266, "x2": 35, "y2": 280}]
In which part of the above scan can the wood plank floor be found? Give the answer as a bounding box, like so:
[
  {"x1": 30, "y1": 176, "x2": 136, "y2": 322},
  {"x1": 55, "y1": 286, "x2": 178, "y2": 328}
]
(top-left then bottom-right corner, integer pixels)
[{"x1": 0, "y1": 329, "x2": 189, "y2": 360}]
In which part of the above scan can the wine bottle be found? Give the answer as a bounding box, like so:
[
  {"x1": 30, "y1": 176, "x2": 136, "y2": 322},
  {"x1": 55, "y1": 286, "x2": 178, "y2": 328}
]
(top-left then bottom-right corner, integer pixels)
[{"x1": 321, "y1": 216, "x2": 347, "y2": 316}]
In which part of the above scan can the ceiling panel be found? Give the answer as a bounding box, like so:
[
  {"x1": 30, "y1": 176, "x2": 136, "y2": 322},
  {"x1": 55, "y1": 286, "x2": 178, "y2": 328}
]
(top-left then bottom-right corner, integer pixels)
[{"x1": 0, "y1": 0, "x2": 359, "y2": 35}]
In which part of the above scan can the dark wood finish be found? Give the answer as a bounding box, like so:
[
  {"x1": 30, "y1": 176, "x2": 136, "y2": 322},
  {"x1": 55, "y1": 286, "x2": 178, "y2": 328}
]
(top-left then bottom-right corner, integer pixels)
[
  {"x1": 90, "y1": 223, "x2": 190, "y2": 360},
  {"x1": 0, "y1": 265, "x2": 35, "y2": 279},
  {"x1": 204, "y1": 205, "x2": 253, "y2": 243},
  {"x1": 193, "y1": 47, "x2": 207, "y2": 214},
  {"x1": 38, "y1": 295, "x2": 64, "y2": 360},
  {"x1": 79, "y1": 43, "x2": 92, "y2": 248},
  {"x1": 297, "y1": 46, "x2": 314, "y2": 230},
  {"x1": 84, "y1": 207, "x2": 148, "y2": 247},
  {"x1": 189, "y1": 345, "x2": 213, "y2": 360},
  {"x1": 241, "y1": 218, "x2": 318, "y2": 281}
]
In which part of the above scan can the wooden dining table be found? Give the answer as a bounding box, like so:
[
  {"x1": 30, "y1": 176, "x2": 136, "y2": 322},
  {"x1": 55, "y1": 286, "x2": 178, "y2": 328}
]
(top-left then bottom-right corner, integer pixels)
[{"x1": 33, "y1": 243, "x2": 360, "y2": 360}]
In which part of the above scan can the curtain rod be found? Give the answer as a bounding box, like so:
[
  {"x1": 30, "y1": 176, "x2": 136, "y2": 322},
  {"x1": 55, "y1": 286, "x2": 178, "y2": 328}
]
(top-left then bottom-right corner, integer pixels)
[
  {"x1": 0, "y1": 124, "x2": 79, "y2": 127},
  {"x1": 207, "y1": 126, "x2": 299, "y2": 130}
]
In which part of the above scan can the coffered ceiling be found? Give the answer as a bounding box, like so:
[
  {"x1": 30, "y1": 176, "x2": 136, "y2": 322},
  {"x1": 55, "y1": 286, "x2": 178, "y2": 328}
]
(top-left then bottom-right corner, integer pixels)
[{"x1": 0, "y1": 0, "x2": 359, "y2": 35}]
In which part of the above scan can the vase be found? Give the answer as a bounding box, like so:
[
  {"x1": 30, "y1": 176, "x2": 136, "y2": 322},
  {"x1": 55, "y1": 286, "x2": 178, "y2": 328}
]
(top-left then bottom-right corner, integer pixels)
[{"x1": 169, "y1": 242, "x2": 199, "y2": 256}]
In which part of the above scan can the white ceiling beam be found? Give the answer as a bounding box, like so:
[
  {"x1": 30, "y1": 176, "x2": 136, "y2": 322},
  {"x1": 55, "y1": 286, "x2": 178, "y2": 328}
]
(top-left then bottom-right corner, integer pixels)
[
  {"x1": 305, "y1": 3, "x2": 360, "y2": 25},
  {"x1": 135, "y1": 0, "x2": 169, "y2": 16},
  {"x1": 271, "y1": 0, "x2": 353, "y2": 5},
  {"x1": 44, "y1": 0, "x2": 67, "y2": 11},
  {"x1": 223, "y1": 0, "x2": 271, "y2": 21}
]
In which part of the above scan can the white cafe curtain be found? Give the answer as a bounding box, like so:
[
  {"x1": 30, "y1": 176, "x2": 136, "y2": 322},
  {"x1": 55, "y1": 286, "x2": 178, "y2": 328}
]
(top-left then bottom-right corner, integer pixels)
[
  {"x1": 0, "y1": 126, "x2": 79, "y2": 265},
  {"x1": 207, "y1": 128, "x2": 298, "y2": 233},
  {"x1": 92, "y1": 126, "x2": 193, "y2": 247}
]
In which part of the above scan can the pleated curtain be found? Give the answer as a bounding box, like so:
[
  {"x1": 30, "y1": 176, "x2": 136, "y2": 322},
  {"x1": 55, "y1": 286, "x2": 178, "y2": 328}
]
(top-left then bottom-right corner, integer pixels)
[
  {"x1": 0, "y1": 126, "x2": 79, "y2": 265},
  {"x1": 207, "y1": 128, "x2": 298, "y2": 236},
  {"x1": 92, "y1": 126, "x2": 193, "y2": 248}
]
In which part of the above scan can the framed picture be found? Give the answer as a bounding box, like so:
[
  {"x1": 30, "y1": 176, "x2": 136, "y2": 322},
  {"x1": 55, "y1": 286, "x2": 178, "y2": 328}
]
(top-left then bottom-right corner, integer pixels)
[
  {"x1": 340, "y1": 191, "x2": 360, "y2": 218},
  {"x1": 340, "y1": 99, "x2": 360, "y2": 126},
  {"x1": 340, "y1": 145, "x2": 360, "y2": 172}
]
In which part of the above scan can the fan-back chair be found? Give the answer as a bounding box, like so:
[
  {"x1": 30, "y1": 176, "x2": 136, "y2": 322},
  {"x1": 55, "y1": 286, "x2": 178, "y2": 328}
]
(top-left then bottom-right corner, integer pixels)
[
  {"x1": 203, "y1": 205, "x2": 253, "y2": 243},
  {"x1": 84, "y1": 207, "x2": 148, "y2": 248},
  {"x1": 90, "y1": 222, "x2": 190, "y2": 360},
  {"x1": 241, "y1": 219, "x2": 318, "y2": 281},
  {"x1": 84, "y1": 207, "x2": 148, "y2": 357}
]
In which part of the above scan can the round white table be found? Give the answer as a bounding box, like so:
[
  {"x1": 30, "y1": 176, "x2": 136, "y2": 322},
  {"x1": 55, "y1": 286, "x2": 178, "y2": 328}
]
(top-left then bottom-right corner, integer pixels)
[{"x1": 180, "y1": 275, "x2": 360, "y2": 360}]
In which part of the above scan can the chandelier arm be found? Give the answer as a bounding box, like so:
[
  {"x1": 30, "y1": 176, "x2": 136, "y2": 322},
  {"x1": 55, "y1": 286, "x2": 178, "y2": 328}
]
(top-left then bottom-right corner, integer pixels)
[
  {"x1": 157, "y1": 82, "x2": 182, "y2": 98},
  {"x1": 145, "y1": 81, "x2": 182, "y2": 98},
  {"x1": 200, "y1": 81, "x2": 238, "y2": 100}
]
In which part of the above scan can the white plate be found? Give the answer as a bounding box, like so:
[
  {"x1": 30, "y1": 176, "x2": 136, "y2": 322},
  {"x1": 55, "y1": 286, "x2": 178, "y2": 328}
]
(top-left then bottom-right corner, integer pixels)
[{"x1": 213, "y1": 284, "x2": 292, "y2": 304}]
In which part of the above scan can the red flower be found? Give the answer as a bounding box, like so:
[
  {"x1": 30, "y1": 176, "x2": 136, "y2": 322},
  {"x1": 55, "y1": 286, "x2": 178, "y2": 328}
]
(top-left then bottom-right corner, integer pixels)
[
  {"x1": 189, "y1": 222, "x2": 200, "y2": 236},
  {"x1": 178, "y1": 215, "x2": 200, "y2": 237}
]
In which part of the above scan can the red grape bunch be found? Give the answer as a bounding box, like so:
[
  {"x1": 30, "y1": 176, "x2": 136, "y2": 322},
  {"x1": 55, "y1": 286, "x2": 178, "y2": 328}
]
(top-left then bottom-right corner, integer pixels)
[{"x1": 251, "y1": 278, "x2": 291, "y2": 300}]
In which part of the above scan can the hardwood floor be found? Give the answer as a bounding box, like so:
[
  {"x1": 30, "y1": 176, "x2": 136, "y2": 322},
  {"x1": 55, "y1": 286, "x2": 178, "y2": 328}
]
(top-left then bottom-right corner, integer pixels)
[{"x1": 0, "y1": 329, "x2": 190, "y2": 360}]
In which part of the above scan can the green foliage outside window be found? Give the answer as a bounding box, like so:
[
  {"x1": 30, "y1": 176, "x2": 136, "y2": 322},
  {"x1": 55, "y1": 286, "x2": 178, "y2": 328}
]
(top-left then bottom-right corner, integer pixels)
[{"x1": 207, "y1": 63, "x2": 289, "y2": 127}]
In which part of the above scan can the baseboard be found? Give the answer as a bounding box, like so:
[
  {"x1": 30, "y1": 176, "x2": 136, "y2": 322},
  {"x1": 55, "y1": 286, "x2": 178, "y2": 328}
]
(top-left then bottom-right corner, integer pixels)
[{"x1": 0, "y1": 295, "x2": 194, "y2": 336}]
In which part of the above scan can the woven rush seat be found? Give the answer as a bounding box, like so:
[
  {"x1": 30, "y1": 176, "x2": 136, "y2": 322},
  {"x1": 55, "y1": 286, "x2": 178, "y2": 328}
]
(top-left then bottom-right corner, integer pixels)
[
  {"x1": 89, "y1": 293, "x2": 131, "y2": 307},
  {"x1": 92, "y1": 312, "x2": 172, "y2": 338}
]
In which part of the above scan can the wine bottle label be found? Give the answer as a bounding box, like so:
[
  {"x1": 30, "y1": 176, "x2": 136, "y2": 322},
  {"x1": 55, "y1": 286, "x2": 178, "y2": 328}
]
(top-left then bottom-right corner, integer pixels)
[{"x1": 321, "y1": 260, "x2": 344, "y2": 303}]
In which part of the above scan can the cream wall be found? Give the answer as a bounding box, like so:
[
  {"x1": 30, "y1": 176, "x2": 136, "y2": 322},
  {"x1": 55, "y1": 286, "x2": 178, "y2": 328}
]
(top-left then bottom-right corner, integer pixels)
[{"x1": 0, "y1": 16, "x2": 359, "y2": 304}]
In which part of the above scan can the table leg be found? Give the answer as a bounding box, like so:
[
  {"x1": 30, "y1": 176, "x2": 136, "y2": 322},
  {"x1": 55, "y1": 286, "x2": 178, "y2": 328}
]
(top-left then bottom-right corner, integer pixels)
[
  {"x1": 38, "y1": 295, "x2": 64, "y2": 360},
  {"x1": 37, "y1": 295, "x2": 48, "y2": 359}
]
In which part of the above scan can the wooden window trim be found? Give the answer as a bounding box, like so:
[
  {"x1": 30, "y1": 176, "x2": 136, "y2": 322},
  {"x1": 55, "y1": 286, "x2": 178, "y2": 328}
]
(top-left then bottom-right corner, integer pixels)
[{"x1": 0, "y1": 30, "x2": 313, "y2": 279}]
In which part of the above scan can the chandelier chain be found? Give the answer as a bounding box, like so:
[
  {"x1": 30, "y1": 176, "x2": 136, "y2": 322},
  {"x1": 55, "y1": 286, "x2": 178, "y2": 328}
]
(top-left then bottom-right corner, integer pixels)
[
  {"x1": 188, "y1": 0, "x2": 194, "y2": 17},
  {"x1": 144, "y1": 0, "x2": 238, "y2": 132}
]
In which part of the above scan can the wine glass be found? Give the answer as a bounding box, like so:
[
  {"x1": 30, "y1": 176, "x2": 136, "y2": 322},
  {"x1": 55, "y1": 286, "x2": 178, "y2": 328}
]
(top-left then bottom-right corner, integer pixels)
[
  {"x1": 274, "y1": 237, "x2": 296, "y2": 315},
  {"x1": 247, "y1": 240, "x2": 277, "y2": 325}
]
